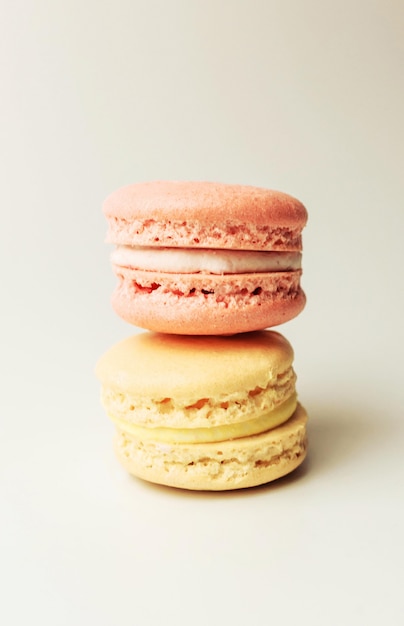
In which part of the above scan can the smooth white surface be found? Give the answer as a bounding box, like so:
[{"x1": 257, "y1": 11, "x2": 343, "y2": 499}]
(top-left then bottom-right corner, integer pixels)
[{"x1": 1, "y1": 1, "x2": 404, "y2": 625}]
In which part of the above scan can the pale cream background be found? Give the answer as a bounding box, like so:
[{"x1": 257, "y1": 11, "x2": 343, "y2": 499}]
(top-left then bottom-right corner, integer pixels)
[{"x1": 1, "y1": 1, "x2": 404, "y2": 625}]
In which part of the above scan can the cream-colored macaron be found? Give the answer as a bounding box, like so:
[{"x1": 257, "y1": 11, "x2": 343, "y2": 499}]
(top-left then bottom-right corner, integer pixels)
[{"x1": 96, "y1": 331, "x2": 308, "y2": 490}]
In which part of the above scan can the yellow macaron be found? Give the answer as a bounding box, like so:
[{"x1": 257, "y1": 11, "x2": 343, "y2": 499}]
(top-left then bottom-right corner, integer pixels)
[{"x1": 96, "y1": 331, "x2": 308, "y2": 490}]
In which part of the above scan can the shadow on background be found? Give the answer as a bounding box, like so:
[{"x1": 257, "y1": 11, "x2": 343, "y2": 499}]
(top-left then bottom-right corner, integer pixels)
[{"x1": 302, "y1": 400, "x2": 388, "y2": 475}]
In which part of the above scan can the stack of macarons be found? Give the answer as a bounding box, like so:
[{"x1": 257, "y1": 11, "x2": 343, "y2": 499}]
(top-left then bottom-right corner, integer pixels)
[{"x1": 96, "y1": 181, "x2": 308, "y2": 490}]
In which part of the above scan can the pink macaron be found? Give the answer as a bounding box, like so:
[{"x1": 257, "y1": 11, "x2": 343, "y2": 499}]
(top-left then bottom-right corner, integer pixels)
[{"x1": 103, "y1": 181, "x2": 308, "y2": 335}]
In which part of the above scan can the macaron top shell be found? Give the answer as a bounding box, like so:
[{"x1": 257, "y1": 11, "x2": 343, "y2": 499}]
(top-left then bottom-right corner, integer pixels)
[
  {"x1": 103, "y1": 181, "x2": 307, "y2": 251},
  {"x1": 95, "y1": 330, "x2": 294, "y2": 401}
]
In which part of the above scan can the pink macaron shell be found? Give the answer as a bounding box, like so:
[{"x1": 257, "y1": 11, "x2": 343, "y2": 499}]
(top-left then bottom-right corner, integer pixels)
[
  {"x1": 106, "y1": 218, "x2": 304, "y2": 252},
  {"x1": 110, "y1": 266, "x2": 306, "y2": 335},
  {"x1": 103, "y1": 181, "x2": 307, "y2": 226},
  {"x1": 103, "y1": 181, "x2": 307, "y2": 251}
]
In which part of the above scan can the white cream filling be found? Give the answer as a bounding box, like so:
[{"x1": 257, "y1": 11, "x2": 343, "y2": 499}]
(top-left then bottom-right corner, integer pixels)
[{"x1": 111, "y1": 246, "x2": 301, "y2": 275}]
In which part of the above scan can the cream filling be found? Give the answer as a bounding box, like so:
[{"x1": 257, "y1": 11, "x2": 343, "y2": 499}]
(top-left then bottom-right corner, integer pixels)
[
  {"x1": 111, "y1": 246, "x2": 301, "y2": 274},
  {"x1": 109, "y1": 393, "x2": 297, "y2": 444}
]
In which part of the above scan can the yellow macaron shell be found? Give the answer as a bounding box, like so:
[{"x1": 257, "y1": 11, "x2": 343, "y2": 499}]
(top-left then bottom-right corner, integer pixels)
[
  {"x1": 96, "y1": 331, "x2": 293, "y2": 397},
  {"x1": 96, "y1": 331, "x2": 296, "y2": 429},
  {"x1": 114, "y1": 404, "x2": 308, "y2": 491}
]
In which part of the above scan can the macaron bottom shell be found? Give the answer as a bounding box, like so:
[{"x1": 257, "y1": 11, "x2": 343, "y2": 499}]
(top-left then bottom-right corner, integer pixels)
[
  {"x1": 113, "y1": 404, "x2": 308, "y2": 491},
  {"x1": 111, "y1": 267, "x2": 306, "y2": 335}
]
